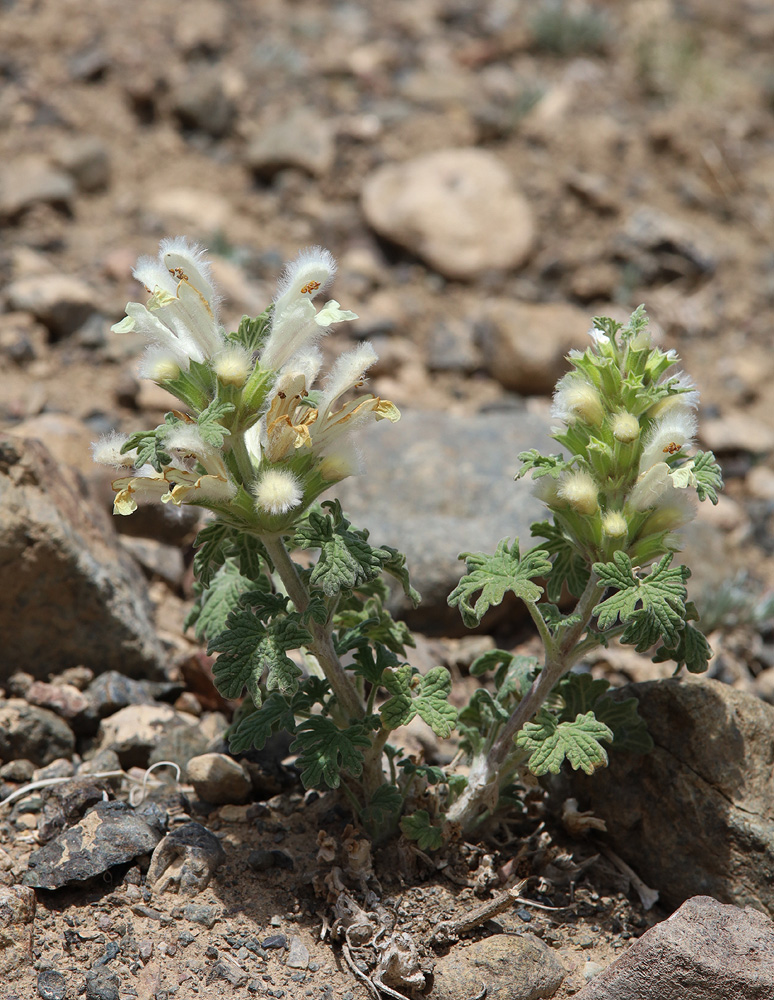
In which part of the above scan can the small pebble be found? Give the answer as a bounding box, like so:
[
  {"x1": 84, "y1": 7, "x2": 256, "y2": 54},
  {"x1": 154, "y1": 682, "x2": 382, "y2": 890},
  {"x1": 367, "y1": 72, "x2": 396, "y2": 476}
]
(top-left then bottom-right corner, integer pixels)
[
  {"x1": 36, "y1": 970, "x2": 67, "y2": 1000},
  {"x1": 261, "y1": 934, "x2": 287, "y2": 950}
]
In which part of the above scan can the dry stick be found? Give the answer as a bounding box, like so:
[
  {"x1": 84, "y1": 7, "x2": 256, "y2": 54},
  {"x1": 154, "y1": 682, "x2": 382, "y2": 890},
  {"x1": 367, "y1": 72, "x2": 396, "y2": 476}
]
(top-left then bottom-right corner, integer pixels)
[
  {"x1": 598, "y1": 845, "x2": 659, "y2": 910},
  {"x1": 429, "y1": 880, "x2": 528, "y2": 946}
]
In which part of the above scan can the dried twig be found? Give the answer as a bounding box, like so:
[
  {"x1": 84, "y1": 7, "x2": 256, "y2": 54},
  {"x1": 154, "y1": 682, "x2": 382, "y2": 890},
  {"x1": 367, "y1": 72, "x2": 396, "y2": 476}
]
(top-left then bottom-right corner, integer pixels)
[
  {"x1": 429, "y1": 880, "x2": 527, "y2": 947},
  {"x1": 599, "y1": 845, "x2": 659, "y2": 910}
]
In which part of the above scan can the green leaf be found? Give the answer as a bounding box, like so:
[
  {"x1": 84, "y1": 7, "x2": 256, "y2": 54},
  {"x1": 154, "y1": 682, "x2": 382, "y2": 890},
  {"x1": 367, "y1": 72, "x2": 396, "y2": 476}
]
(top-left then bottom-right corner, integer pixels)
[
  {"x1": 209, "y1": 610, "x2": 308, "y2": 703},
  {"x1": 185, "y1": 557, "x2": 255, "y2": 642},
  {"x1": 531, "y1": 521, "x2": 590, "y2": 602},
  {"x1": 294, "y1": 501, "x2": 390, "y2": 597},
  {"x1": 692, "y1": 451, "x2": 723, "y2": 505},
  {"x1": 652, "y1": 620, "x2": 712, "y2": 674},
  {"x1": 515, "y1": 709, "x2": 613, "y2": 776},
  {"x1": 593, "y1": 552, "x2": 688, "y2": 647},
  {"x1": 380, "y1": 546, "x2": 421, "y2": 608},
  {"x1": 290, "y1": 717, "x2": 371, "y2": 789},
  {"x1": 361, "y1": 784, "x2": 403, "y2": 831},
  {"x1": 380, "y1": 666, "x2": 457, "y2": 738},
  {"x1": 556, "y1": 673, "x2": 653, "y2": 754},
  {"x1": 228, "y1": 691, "x2": 297, "y2": 754},
  {"x1": 122, "y1": 418, "x2": 180, "y2": 472},
  {"x1": 192, "y1": 521, "x2": 233, "y2": 586},
  {"x1": 197, "y1": 398, "x2": 235, "y2": 447},
  {"x1": 230, "y1": 309, "x2": 272, "y2": 354},
  {"x1": 399, "y1": 810, "x2": 443, "y2": 851},
  {"x1": 398, "y1": 760, "x2": 447, "y2": 785},
  {"x1": 516, "y1": 450, "x2": 575, "y2": 480},
  {"x1": 448, "y1": 539, "x2": 552, "y2": 628}
]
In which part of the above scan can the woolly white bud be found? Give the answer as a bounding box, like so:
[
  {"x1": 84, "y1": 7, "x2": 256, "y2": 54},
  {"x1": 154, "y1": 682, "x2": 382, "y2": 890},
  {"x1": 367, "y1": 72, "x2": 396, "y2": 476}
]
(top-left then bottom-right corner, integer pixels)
[
  {"x1": 602, "y1": 511, "x2": 628, "y2": 538},
  {"x1": 92, "y1": 432, "x2": 136, "y2": 468},
  {"x1": 552, "y1": 376, "x2": 604, "y2": 426},
  {"x1": 611, "y1": 411, "x2": 640, "y2": 444},
  {"x1": 213, "y1": 345, "x2": 253, "y2": 387},
  {"x1": 558, "y1": 471, "x2": 599, "y2": 515},
  {"x1": 253, "y1": 468, "x2": 304, "y2": 515}
]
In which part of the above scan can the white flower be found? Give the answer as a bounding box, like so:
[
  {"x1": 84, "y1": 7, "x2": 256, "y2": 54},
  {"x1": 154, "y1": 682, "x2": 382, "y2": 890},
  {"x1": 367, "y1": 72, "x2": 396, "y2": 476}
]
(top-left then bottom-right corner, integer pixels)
[
  {"x1": 253, "y1": 468, "x2": 304, "y2": 516},
  {"x1": 261, "y1": 247, "x2": 357, "y2": 371},
  {"x1": 92, "y1": 432, "x2": 137, "y2": 469},
  {"x1": 113, "y1": 237, "x2": 225, "y2": 369},
  {"x1": 639, "y1": 410, "x2": 697, "y2": 475},
  {"x1": 212, "y1": 345, "x2": 253, "y2": 387}
]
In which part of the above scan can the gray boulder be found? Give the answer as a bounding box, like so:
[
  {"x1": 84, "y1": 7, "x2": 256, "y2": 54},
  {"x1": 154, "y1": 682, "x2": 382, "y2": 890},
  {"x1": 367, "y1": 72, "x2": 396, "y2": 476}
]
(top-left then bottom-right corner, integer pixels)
[
  {"x1": 575, "y1": 896, "x2": 774, "y2": 1000},
  {"x1": 334, "y1": 408, "x2": 554, "y2": 631},
  {"x1": 566, "y1": 677, "x2": 774, "y2": 915},
  {"x1": 0, "y1": 436, "x2": 166, "y2": 680}
]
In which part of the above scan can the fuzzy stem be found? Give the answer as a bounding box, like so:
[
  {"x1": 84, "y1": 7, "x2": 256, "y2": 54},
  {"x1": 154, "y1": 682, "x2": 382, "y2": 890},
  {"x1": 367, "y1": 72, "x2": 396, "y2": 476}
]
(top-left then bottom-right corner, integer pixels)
[
  {"x1": 446, "y1": 571, "x2": 603, "y2": 831},
  {"x1": 230, "y1": 432, "x2": 257, "y2": 486},
  {"x1": 261, "y1": 535, "x2": 365, "y2": 725}
]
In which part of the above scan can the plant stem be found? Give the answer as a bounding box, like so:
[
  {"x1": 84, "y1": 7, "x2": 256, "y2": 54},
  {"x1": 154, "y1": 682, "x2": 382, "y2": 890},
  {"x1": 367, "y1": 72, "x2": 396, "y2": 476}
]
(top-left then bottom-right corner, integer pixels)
[
  {"x1": 446, "y1": 571, "x2": 603, "y2": 831},
  {"x1": 230, "y1": 432, "x2": 257, "y2": 486},
  {"x1": 261, "y1": 535, "x2": 365, "y2": 725}
]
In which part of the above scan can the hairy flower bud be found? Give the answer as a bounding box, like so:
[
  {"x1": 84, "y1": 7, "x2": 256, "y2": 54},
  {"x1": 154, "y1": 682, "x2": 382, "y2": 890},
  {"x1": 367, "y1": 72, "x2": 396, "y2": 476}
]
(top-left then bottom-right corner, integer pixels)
[
  {"x1": 611, "y1": 411, "x2": 640, "y2": 444},
  {"x1": 253, "y1": 468, "x2": 304, "y2": 516},
  {"x1": 213, "y1": 345, "x2": 253, "y2": 387},
  {"x1": 552, "y1": 376, "x2": 604, "y2": 427},
  {"x1": 602, "y1": 511, "x2": 628, "y2": 538},
  {"x1": 558, "y1": 471, "x2": 599, "y2": 515}
]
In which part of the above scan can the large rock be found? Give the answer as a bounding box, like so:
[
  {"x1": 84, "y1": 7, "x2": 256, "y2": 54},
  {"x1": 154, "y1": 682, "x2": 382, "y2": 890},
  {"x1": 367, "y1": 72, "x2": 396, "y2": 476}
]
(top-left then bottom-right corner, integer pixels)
[
  {"x1": 0, "y1": 699, "x2": 75, "y2": 767},
  {"x1": 4, "y1": 274, "x2": 95, "y2": 339},
  {"x1": 566, "y1": 677, "x2": 774, "y2": 914},
  {"x1": 477, "y1": 299, "x2": 592, "y2": 395},
  {"x1": 362, "y1": 149, "x2": 534, "y2": 280},
  {"x1": 0, "y1": 436, "x2": 166, "y2": 681},
  {"x1": 575, "y1": 896, "x2": 774, "y2": 1000},
  {"x1": 247, "y1": 109, "x2": 335, "y2": 178},
  {"x1": 97, "y1": 704, "x2": 200, "y2": 769},
  {"x1": 432, "y1": 933, "x2": 565, "y2": 1000},
  {"x1": 0, "y1": 886, "x2": 36, "y2": 974},
  {"x1": 334, "y1": 409, "x2": 553, "y2": 631},
  {"x1": 0, "y1": 156, "x2": 74, "y2": 219}
]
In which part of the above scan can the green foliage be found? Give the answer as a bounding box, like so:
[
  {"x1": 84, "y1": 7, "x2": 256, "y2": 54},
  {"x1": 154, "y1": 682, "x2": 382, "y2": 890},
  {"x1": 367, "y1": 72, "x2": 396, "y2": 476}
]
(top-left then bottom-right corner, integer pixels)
[
  {"x1": 227, "y1": 679, "x2": 330, "y2": 754},
  {"x1": 380, "y1": 666, "x2": 458, "y2": 738},
  {"x1": 230, "y1": 308, "x2": 272, "y2": 354},
  {"x1": 531, "y1": 521, "x2": 590, "y2": 602},
  {"x1": 185, "y1": 557, "x2": 256, "y2": 642},
  {"x1": 556, "y1": 673, "x2": 653, "y2": 754},
  {"x1": 651, "y1": 601, "x2": 712, "y2": 674},
  {"x1": 400, "y1": 810, "x2": 444, "y2": 851},
  {"x1": 516, "y1": 450, "x2": 575, "y2": 480},
  {"x1": 692, "y1": 451, "x2": 724, "y2": 505},
  {"x1": 121, "y1": 414, "x2": 182, "y2": 471},
  {"x1": 515, "y1": 709, "x2": 613, "y2": 776},
  {"x1": 294, "y1": 500, "x2": 394, "y2": 597},
  {"x1": 361, "y1": 785, "x2": 403, "y2": 831},
  {"x1": 449, "y1": 539, "x2": 552, "y2": 627},
  {"x1": 191, "y1": 521, "x2": 269, "y2": 586},
  {"x1": 290, "y1": 717, "x2": 371, "y2": 789},
  {"x1": 209, "y1": 605, "x2": 308, "y2": 704},
  {"x1": 197, "y1": 399, "x2": 235, "y2": 447},
  {"x1": 593, "y1": 552, "x2": 689, "y2": 648}
]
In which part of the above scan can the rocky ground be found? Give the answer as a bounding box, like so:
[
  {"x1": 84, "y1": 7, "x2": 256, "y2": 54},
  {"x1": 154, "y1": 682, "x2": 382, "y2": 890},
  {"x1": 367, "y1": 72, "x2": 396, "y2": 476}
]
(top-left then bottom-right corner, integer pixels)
[{"x1": 1, "y1": 0, "x2": 774, "y2": 997}]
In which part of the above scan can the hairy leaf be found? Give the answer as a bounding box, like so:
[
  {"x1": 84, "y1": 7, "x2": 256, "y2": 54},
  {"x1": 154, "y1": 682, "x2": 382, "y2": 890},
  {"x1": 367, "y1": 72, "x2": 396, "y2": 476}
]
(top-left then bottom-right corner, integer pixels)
[
  {"x1": 290, "y1": 717, "x2": 371, "y2": 789},
  {"x1": 228, "y1": 691, "x2": 296, "y2": 754},
  {"x1": 531, "y1": 521, "x2": 590, "y2": 602},
  {"x1": 361, "y1": 784, "x2": 402, "y2": 831},
  {"x1": 692, "y1": 451, "x2": 723, "y2": 505},
  {"x1": 192, "y1": 521, "x2": 234, "y2": 586},
  {"x1": 515, "y1": 709, "x2": 613, "y2": 776},
  {"x1": 197, "y1": 399, "x2": 235, "y2": 447},
  {"x1": 516, "y1": 450, "x2": 575, "y2": 480},
  {"x1": 593, "y1": 552, "x2": 688, "y2": 647},
  {"x1": 294, "y1": 501, "x2": 390, "y2": 596},
  {"x1": 185, "y1": 557, "x2": 254, "y2": 642},
  {"x1": 380, "y1": 665, "x2": 457, "y2": 737},
  {"x1": 557, "y1": 673, "x2": 653, "y2": 754},
  {"x1": 230, "y1": 308, "x2": 272, "y2": 354},
  {"x1": 652, "y1": 620, "x2": 712, "y2": 674},
  {"x1": 400, "y1": 810, "x2": 443, "y2": 851},
  {"x1": 209, "y1": 610, "x2": 308, "y2": 703},
  {"x1": 448, "y1": 539, "x2": 552, "y2": 628}
]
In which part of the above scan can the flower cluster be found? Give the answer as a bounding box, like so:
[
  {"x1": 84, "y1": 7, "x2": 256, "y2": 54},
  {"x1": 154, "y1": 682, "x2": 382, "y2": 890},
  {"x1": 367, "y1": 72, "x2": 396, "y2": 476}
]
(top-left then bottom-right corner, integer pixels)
[
  {"x1": 94, "y1": 239, "x2": 399, "y2": 531},
  {"x1": 528, "y1": 308, "x2": 719, "y2": 567}
]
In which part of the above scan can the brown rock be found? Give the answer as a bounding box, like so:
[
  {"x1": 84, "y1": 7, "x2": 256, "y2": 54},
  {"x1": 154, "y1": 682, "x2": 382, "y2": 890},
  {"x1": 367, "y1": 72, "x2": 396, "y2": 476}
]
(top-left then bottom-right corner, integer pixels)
[
  {"x1": 432, "y1": 933, "x2": 565, "y2": 1000},
  {"x1": 4, "y1": 274, "x2": 95, "y2": 339},
  {"x1": 575, "y1": 896, "x2": 774, "y2": 1000},
  {"x1": 98, "y1": 704, "x2": 199, "y2": 769},
  {"x1": 0, "y1": 435, "x2": 165, "y2": 680},
  {"x1": 0, "y1": 885, "x2": 36, "y2": 974},
  {"x1": 0, "y1": 157, "x2": 74, "y2": 219},
  {"x1": 566, "y1": 677, "x2": 774, "y2": 914},
  {"x1": 477, "y1": 299, "x2": 591, "y2": 395},
  {"x1": 362, "y1": 149, "x2": 534, "y2": 280},
  {"x1": 187, "y1": 753, "x2": 253, "y2": 805}
]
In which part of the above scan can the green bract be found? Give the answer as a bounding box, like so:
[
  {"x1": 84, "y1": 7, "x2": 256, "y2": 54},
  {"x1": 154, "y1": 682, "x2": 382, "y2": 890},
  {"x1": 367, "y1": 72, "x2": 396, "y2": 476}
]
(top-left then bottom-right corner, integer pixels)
[{"x1": 94, "y1": 243, "x2": 721, "y2": 842}]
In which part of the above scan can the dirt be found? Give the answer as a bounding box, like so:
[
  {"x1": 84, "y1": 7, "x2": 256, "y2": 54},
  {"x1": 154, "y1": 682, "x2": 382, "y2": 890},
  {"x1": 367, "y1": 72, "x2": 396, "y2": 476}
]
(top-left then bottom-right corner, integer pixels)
[{"x1": 1, "y1": 0, "x2": 773, "y2": 996}]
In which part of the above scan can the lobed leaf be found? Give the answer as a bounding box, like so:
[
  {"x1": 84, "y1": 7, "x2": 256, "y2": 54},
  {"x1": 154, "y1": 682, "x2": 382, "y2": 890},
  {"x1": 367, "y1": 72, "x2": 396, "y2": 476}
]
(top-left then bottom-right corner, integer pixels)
[
  {"x1": 448, "y1": 538, "x2": 552, "y2": 628},
  {"x1": 399, "y1": 810, "x2": 444, "y2": 852},
  {"x1": 290, "y1": 717, "x2": 371, "y2": 789},
  {"x1": 515, "y1": 709, "x2": 613, "y2": 776},
  {"x1": 593, "y1": 552, "x2": 688, "y2": 647}
]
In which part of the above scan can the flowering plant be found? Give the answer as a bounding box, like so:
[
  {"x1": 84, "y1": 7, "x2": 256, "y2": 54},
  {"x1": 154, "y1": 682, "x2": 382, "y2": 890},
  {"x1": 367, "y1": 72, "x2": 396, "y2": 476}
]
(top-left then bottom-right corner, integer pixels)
[{"x1": 95, "y1": 242, "x2": 722, "y2": 843}]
